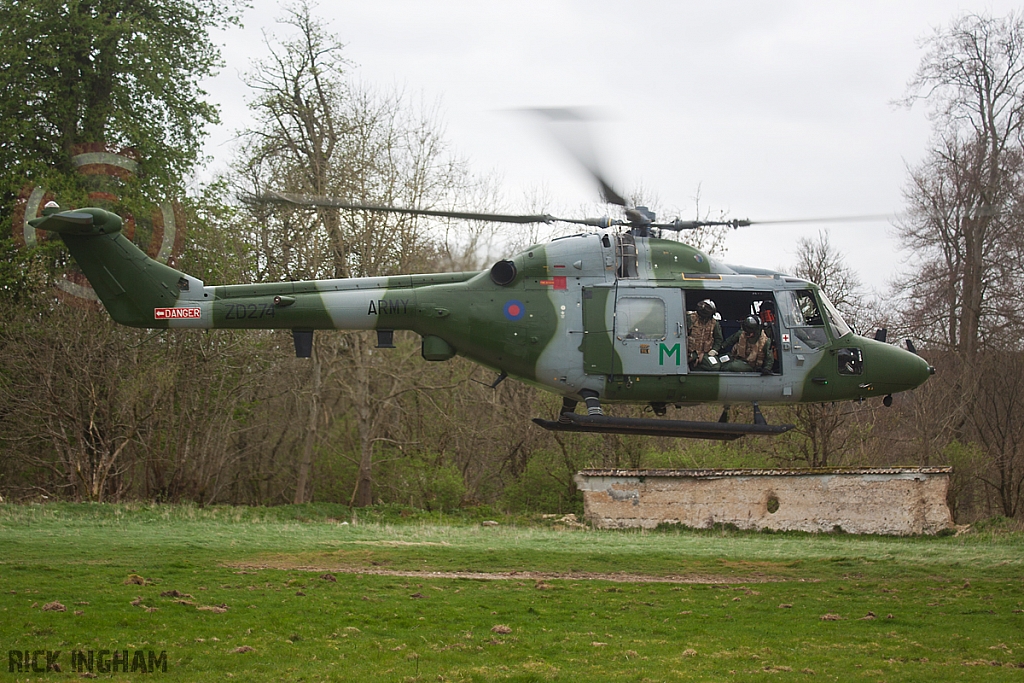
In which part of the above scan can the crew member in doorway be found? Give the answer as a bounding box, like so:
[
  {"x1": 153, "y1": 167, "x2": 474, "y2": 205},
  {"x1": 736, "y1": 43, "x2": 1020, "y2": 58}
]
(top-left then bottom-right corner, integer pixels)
[
  {"x1": 720, "y1": 316, "x2": 774, "y2": 374},
  {"x1": 687, "y1": 299, "x2": 724, "y2": 370}
]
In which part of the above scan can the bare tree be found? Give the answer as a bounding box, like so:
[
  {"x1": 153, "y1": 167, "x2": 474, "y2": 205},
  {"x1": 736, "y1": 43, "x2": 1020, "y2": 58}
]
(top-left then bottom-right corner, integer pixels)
[
  {"x1": 777, "y1": 229, "x2": 871, "y2": 468},
  {"x1": 235, "y1": 4, "x2": 350, "y2": 504},
  {"x1": 969, "y1": 352, "x2": 1024, "y2": 517},
  {"x1": 894, "y1": 11, "x2": 1024, "y2": 520},
  {"x1": 795, "y1": 230, "x2": 864, "y2": 330},
  {"x1": 235, "y1": 2, "x2": 477, "y2": 506},
  {"x1": 6, "y1": 313, "x2": 158, "y2": 501},
  {"x1": 898, "y1": 11, "x2": 1024, "y2": 360}
]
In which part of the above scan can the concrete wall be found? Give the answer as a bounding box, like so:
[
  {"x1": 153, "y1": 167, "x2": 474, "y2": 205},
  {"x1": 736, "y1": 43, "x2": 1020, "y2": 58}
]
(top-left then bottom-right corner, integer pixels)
[{"x1": 575, "y1": 468, "x2": 953, "y2": 535}]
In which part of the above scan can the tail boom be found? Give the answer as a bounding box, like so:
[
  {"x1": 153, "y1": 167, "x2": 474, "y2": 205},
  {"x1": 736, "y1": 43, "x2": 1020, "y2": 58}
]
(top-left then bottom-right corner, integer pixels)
[{"x1": 31, "y1": 207, "x2": 428, "y2": 333}]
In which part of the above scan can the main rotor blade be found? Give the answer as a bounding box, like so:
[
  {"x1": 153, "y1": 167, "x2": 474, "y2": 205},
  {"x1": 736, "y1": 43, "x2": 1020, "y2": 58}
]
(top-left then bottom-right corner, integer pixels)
[
  {"x1": 262, "y1": 192, "x2": 618, "y2": 227},
  {"x1": 655, "y1": 214, "x2": 894, "y2": 231},
  {"x1": 747, "y1": 214, "x2": 894, "y2": 226},
  {"x1": 264, "y1": 193, "x2": 891, "y2": 233},
  {"x1": 523, "y1": 107, "x2": 628, "y2": 207}
]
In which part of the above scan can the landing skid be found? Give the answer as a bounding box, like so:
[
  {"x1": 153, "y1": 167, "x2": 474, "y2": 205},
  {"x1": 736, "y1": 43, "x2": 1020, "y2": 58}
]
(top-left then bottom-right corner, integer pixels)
[{"x1": 532, "y1": 413, "x2": 794, "y2": 440}]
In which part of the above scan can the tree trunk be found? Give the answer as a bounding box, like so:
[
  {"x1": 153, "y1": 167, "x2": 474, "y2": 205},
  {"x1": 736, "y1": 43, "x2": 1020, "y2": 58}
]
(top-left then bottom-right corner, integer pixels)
[
  {"x1": 293, "y1": 341, "x2": 321, "y2": 504},
  {"x1": 350, "y1": 335, "x2": 374, "y2": 507},
  {"x1": 958, "y1": 214, "x2": 985, "y2": 361}
]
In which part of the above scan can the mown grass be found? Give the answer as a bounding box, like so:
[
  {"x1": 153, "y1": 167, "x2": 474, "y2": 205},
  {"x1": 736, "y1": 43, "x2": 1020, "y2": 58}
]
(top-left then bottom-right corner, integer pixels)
[{"x1": 1, "y1": 502, "x2": 1022, "y2": 681}]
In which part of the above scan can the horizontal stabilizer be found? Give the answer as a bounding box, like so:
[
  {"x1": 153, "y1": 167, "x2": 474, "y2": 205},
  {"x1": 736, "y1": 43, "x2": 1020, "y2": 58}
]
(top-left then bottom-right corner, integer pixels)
[
  {"x1": 532, "y1": 413, "x2": 794, "y2": 440},
  {"x1": 28, "y1": 207, "x2": 124, "y2": 236}
]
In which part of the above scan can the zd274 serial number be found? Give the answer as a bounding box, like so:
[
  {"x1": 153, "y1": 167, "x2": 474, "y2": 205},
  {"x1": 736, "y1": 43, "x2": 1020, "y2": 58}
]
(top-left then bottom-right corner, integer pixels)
[{"x1": 223, "y1": 303, "x2": 276, "y2": 319}]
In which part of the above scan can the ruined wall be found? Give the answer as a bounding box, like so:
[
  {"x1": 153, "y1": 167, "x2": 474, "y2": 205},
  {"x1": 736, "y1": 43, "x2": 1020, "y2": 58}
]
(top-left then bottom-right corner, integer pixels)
[{"x1": 575, "y1": 468, "x2": 953, "y2": 535}]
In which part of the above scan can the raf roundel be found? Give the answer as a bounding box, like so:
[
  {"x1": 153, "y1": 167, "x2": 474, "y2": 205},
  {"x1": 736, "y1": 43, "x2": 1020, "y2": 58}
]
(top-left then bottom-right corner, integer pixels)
[{"x1": 503, "y1": 299, "x2": 525, "y2": 321}]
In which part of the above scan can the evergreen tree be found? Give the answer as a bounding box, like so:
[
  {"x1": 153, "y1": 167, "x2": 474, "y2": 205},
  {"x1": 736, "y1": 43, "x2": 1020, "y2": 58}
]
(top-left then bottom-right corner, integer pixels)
[{"x1": 0, "y1": 0, "x2": 241, "y2": 211}]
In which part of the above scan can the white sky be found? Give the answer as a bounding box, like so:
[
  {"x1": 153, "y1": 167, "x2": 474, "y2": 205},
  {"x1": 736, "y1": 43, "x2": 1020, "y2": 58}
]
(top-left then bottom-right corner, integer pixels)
[{"x1": 200, "y1": 1, "x2": 1021, "y2": 291}]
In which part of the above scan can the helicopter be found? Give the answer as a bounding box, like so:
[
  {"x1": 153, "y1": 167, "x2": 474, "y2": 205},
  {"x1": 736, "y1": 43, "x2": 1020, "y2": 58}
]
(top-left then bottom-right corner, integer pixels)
[{"x1": 28, "y1": 116, "x2": 934, "y2": 441}]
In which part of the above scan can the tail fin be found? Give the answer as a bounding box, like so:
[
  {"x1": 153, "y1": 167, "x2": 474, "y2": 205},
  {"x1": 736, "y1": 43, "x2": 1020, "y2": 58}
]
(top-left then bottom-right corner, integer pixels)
[{"x1": 30, "y1": 207, "x2": 202, "y2": 328}]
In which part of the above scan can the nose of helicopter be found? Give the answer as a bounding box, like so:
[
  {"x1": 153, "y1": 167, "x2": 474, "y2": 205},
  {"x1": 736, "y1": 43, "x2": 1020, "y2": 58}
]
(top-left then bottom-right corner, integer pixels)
[{"x1": 861, "y1": 338, "x2": 934, "y2": 394}]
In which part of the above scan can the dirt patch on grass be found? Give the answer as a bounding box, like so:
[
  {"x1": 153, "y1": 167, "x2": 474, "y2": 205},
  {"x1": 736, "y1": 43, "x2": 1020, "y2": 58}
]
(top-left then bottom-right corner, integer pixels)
[
  {"x1": 316, "y1": 540, "x2": 452, "y2": 547},
  {"x1": 223, "y1": 560, "x2": 784, "y2": 584}
]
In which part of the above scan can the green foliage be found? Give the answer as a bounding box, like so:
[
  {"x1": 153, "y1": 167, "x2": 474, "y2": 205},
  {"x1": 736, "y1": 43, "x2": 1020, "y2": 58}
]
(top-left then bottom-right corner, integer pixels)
[
  {"x1": 313, "y1": 444, "x2": 469, "y2": 512},
  {"x1": 0, "y1": 0, "x2": 260, "y2": 507},
  {"x1": 375, "y1": 457, "x2": 466, "y2": 512},
  {"x1": 0, "y1": 0, "x2": 242, "y2": 197},
  {"x1": 939, "y1": 440, "x2": 984, "y2": 471},
  {"x1": 501, "y1": 450, "x2": 583, "y2": 515},
  {"x1": 0, "y1": 237, "x2": 68, "y2": 304},
  {"x1": 940, "y1": 440, "x2": 987, "y2": 521},
  {"x1": 423, "y1": 463, "x2": 468, "y2": 512},
  {"x1": 175, "y1": 181, "x2": 254, "y2": 285},
  {"x1": 971, "y1": 515, "x2": 1024, "y2": 533}
]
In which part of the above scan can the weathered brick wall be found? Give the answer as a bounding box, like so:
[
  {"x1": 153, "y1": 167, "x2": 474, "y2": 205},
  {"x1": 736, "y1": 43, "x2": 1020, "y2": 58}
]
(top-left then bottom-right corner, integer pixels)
[{"x1": 575, "y1": 468, "x2": 953, "y2": 535}]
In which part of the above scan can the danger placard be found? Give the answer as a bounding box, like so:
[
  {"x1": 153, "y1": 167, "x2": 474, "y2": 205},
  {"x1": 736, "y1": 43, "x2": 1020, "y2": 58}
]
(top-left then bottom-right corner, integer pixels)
[{"x1": 154, "y1": 307, "x2": 202, "y2": 320}]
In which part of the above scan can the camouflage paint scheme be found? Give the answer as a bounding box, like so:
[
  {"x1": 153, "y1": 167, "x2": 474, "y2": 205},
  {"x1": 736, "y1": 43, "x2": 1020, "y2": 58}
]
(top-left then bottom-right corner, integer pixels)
[{"x1": 34, "y1": 207, "x2": 932, "y2": 408}]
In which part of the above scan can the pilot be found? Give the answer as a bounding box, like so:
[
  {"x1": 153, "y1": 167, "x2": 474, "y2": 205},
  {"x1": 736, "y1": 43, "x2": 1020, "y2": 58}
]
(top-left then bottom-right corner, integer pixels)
[
  {"x1": 686, "y1": 299, "x2": 724, "y2": 371},
  {"x1": 720, "y1": 316, "x2": 774, "y2": 374}
]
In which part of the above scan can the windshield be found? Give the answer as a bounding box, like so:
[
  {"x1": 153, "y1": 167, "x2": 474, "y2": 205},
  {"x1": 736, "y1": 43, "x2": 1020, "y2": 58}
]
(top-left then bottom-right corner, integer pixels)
[
  {"x1": 779, "y1": 290, "x2": 822, "y2": 327},
  {"x1": 818, "y1": 291, "x2": 852, "y2": 338}
]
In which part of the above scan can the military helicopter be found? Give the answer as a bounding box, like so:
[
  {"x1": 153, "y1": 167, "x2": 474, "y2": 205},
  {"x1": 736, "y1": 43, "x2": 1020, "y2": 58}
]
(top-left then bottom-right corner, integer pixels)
[{"x1": 29, "y1": 117, "x2": 934, "y2": 440}]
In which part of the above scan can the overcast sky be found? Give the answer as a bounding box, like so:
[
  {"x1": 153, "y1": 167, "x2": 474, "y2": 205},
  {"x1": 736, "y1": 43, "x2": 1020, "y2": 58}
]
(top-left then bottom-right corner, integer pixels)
[{"x1": 201, "y1": 1, "x2": 1021, "y2": 291}]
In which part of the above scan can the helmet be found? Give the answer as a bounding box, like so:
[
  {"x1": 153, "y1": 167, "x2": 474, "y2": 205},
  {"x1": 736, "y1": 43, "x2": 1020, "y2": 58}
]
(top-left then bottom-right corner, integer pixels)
[
  {"x1": 741, "y1": 316, "x2": 761, "y2": 334},
  {"x1": 696, "y1": 299, "x2": 716, "y2": 320}
]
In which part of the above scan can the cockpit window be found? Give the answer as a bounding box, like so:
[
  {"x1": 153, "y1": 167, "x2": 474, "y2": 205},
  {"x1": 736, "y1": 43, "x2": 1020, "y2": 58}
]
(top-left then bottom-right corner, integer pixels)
[
  {"x1": 784, "y1": 290, "x2": 823, "y2": 326},
  {"x1": 837, "y1": 347, "x2": 863, "y2": 375},
  {"x1": 819, "y1": 292, "x2": 852, "y2": 338},
  {"x1": 778, "y1": 290, "x2": 828, "y2": 349}
]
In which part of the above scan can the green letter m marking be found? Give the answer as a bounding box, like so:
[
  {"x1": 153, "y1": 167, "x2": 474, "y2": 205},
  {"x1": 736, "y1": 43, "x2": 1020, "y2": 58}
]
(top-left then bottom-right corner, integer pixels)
[{"x1": 659, "y1": 343, "x2": 681, "y2": 366}]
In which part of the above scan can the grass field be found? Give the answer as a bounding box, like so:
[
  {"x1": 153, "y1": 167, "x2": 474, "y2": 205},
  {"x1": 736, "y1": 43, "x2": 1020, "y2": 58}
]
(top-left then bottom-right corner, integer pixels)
[{"x1": 1, "y1": 502, "x2": 1022, "y2": 681}]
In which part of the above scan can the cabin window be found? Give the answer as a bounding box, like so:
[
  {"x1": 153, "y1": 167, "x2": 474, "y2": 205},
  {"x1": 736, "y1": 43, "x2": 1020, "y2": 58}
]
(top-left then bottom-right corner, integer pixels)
[
  {"x1": 616, "y1": 297, "x2": 665, "y2": 340},
  {"x1": 837, "y1": 347, "x2": 863, "y2": 375},
  {"x1": 615, "y1": 234, "x2": 638, "y2": 278},
  {"x1": 778, "y1": 290, "x2": 828, "y2": 349}
]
